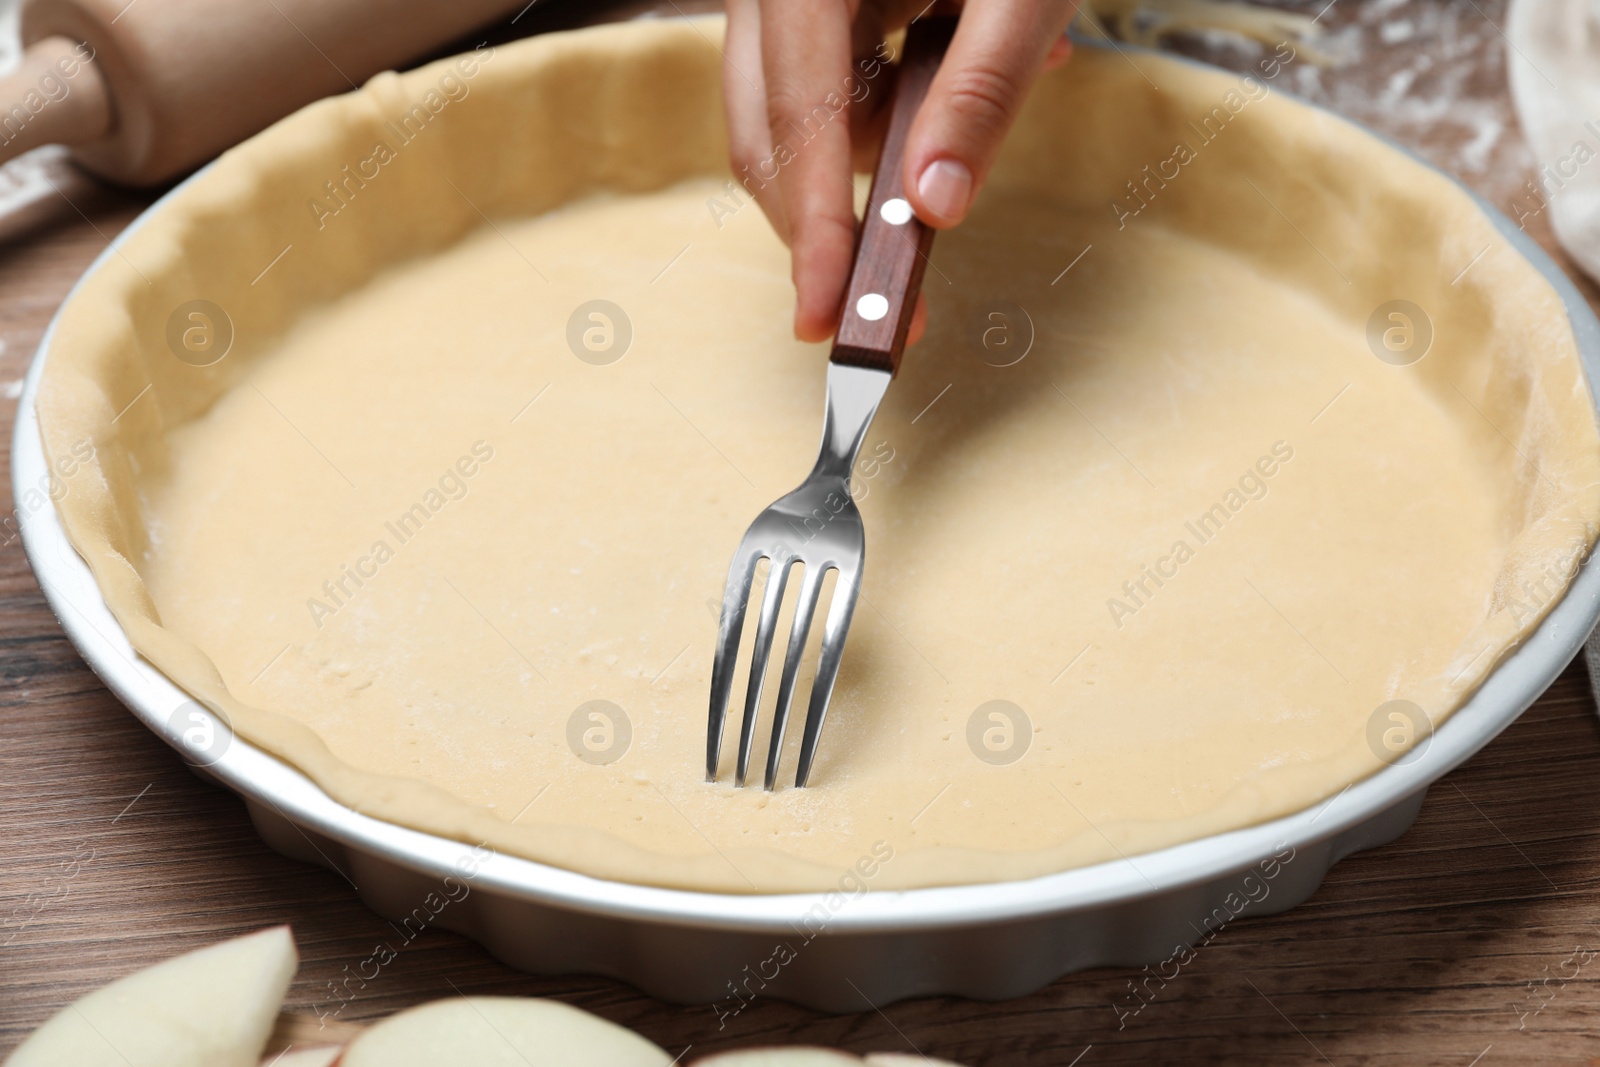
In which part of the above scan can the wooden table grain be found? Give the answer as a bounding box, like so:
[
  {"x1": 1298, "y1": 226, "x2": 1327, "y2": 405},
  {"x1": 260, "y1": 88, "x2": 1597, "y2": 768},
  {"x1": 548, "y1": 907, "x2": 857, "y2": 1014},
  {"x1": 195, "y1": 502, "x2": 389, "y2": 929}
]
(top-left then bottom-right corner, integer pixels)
[{"x1": 6, "y1": 2, "x2": 1600, "y2": 1064}]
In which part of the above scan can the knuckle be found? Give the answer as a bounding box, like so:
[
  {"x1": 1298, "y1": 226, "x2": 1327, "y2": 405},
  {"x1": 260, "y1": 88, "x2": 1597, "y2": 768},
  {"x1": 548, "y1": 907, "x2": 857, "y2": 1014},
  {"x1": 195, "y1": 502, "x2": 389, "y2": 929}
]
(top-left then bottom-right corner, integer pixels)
[
  {"x1": 808, "y1": 209, "x2": 857, "y2": 247},
  {"x1": 764, "y1": 83, "x2": 813, "y2": 131},
  {"x1": 940, "y1": 61, "x2": 1026, "y2": 128},
  {"x1": 791, "y1": 204, "x2": 855, "y2": 255}
]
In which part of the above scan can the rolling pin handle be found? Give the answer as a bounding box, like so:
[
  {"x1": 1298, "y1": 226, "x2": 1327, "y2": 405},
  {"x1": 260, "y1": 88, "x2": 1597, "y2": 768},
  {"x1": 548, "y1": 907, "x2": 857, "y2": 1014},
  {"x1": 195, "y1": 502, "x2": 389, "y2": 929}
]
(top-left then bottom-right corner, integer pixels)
[{"x1": 0, "y1": 36, "x2": 111, "y2": 168}]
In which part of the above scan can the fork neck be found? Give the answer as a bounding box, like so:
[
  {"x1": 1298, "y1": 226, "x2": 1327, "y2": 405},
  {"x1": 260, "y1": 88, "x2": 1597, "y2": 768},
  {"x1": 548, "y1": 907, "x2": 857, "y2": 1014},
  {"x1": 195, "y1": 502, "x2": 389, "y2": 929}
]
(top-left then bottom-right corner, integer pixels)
[{"x1": 811, "y1": 362, "x2": 893, "y2": 483}]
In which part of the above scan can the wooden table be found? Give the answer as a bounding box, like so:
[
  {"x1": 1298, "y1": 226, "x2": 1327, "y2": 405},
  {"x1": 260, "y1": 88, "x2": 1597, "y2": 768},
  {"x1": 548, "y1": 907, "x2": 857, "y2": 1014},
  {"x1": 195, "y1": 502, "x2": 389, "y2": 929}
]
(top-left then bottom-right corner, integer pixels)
[{"x1": 5, "y1": 2, "x2": 1600, "y2": 1063}]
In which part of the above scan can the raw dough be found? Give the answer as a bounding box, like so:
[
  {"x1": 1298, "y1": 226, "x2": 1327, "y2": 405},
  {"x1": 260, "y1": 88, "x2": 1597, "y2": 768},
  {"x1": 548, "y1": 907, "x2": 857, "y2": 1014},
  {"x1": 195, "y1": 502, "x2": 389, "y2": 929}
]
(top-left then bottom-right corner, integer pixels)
[{"x1": 35, "y1": 20, "x2": 1600, "y2": 892}]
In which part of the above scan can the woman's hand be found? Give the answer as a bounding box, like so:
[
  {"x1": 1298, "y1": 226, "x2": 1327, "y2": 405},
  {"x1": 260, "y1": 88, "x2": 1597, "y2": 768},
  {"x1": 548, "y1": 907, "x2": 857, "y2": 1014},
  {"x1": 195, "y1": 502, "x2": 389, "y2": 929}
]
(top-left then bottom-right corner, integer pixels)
[{"x1": 723, "y1": 0, "x2": 1078, "y2": 342}]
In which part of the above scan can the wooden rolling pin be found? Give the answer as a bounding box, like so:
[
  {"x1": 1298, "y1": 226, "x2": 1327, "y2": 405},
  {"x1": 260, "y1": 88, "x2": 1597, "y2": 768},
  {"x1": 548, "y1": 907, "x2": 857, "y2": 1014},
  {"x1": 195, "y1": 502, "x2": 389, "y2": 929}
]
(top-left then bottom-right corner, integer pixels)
[{"x1": 1, "y1": 0, "x2": 540, "y2": 185}]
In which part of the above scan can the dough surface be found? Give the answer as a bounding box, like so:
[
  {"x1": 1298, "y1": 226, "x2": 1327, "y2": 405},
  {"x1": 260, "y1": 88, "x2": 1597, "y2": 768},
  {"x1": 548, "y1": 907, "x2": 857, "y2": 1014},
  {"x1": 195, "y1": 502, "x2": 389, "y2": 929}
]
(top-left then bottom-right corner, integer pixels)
[{"x1": 35, "y1": 21, "x2": 1600, "y2": 892}]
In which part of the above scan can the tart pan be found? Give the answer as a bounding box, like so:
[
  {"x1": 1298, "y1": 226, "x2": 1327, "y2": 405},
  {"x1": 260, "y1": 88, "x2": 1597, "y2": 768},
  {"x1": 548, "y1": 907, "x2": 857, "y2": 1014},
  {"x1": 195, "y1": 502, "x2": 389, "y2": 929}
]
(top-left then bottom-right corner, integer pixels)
[{"x1": 15, "y1": 44, "x2": 1600, "y2": 1010}]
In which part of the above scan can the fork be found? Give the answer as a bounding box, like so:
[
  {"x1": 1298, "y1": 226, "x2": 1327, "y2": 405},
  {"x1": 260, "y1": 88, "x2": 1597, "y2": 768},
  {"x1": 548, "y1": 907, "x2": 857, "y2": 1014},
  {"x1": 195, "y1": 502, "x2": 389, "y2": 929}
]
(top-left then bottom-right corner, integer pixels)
[{"x1": 705, "y1": 10, "x2": 957, "y2": 790}]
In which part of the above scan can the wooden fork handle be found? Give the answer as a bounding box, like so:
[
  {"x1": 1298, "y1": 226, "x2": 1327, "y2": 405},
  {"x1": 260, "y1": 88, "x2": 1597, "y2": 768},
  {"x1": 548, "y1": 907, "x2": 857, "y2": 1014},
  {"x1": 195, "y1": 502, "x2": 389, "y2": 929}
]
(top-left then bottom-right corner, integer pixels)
[{"x1": 829, "y1": 9, "x2": 958, "y2": 376}]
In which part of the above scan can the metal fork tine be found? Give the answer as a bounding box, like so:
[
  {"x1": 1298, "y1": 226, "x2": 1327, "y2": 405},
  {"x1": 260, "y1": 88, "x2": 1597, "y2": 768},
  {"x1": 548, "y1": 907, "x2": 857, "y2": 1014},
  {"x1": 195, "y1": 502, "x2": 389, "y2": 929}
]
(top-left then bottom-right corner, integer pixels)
[
  {"x1": 794, "y1": 568, "x2": 862, "y2": 788},
  {"x1": 762, "y1": 564, "x2": 827, "y2": 791},
  {"x1": 735, "y1": 550, "x2": 795, "y2": 786},
  {"x1": 706, "y1": 547, "x2": 763, "y2": 781}
]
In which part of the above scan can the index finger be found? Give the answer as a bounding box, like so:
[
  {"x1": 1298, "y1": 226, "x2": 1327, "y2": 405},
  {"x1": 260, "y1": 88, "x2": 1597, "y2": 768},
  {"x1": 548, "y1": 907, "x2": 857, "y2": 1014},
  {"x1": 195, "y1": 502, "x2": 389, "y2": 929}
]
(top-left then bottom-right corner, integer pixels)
[{"x1": 760, "y1": 0, "x2": 861, "y2": 342}]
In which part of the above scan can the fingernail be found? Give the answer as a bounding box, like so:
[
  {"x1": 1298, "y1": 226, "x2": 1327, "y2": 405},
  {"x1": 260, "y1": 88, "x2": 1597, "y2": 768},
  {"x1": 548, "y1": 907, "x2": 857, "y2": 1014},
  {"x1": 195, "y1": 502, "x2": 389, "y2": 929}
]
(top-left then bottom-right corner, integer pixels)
[
  {"x1": 916, "y1": 159, "x2": 972, "y2": 223},
  {"x1": 1043, "y1": 35, "x2": 1073, "y2": 71}
]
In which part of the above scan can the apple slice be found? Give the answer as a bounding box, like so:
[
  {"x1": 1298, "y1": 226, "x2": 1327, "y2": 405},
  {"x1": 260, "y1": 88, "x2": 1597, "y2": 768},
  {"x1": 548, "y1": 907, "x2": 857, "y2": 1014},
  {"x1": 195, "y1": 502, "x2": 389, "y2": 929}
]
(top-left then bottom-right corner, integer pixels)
[
  {"x1": 338, "y1": 997, "x2": 672, "y2": 1067},
  {"x1": 262, "y1": 1049, "x2": 343, "y2": 1067},
  {"x1": 693, "y1": 1052, "x2": 864, "y2": 1066},
  {"x1": 865, "y1": 1055, "x2": 970, "y2": 1067},
  {"x1": 8, "y1": 926, "x2": 297, "y2": 1067}
]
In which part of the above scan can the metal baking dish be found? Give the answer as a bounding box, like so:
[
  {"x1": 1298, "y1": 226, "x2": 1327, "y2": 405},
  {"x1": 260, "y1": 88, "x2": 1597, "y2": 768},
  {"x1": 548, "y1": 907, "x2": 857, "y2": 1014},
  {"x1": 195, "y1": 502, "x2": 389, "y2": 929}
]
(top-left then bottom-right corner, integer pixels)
[{"x1": 16, "y1": 55, "x2": 1600, "y2": 1012}]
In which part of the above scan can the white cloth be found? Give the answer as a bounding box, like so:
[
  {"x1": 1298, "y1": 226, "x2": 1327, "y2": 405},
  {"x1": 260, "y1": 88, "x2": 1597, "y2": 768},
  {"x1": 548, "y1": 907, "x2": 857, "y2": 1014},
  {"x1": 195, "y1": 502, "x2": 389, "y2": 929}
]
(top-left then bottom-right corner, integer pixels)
[
  {"x1": 1508, "y1": 0, "x2": 1600, "y2": 705},
  {"x1": 1508, "y1": 0, "x2": 1600, "y2": 282}
]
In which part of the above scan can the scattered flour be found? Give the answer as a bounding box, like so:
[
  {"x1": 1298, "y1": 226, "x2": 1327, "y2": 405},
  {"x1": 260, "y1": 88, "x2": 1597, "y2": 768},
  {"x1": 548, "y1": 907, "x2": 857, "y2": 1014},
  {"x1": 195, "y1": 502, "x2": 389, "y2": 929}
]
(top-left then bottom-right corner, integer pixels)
[{"x1": 1112, "y1": 0, "x2": 1527, "y2": 201}]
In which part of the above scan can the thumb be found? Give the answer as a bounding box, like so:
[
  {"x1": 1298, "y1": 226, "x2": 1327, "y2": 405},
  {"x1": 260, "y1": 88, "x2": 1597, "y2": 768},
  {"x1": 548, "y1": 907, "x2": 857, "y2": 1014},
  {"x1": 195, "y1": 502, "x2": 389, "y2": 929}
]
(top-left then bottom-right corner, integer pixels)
[{"x1": 901, "y1": 1, "x2": 1078, "y2": 228}]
